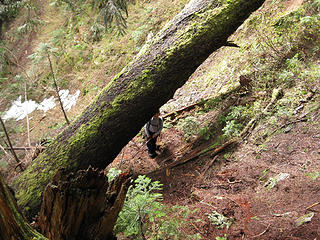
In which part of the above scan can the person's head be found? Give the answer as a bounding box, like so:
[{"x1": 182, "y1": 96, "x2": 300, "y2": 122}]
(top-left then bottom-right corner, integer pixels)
[{"x1": 153, "y1": 109, "x2": 160, "y2": 118}]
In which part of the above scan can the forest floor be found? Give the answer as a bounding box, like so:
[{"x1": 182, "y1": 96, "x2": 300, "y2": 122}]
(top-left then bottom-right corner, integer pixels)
[{"x1": 110, "y1": 101, "x2": 320, "y2": 240}]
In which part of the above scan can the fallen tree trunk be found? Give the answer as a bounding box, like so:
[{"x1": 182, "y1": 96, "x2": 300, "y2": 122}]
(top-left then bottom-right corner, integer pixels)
[{"x1": 11, "y1": 0, "x2": 266, "y2": 217}]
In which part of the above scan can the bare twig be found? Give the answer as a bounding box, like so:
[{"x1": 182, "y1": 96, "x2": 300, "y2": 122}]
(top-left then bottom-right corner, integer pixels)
[
  {"x1": 47, "y1": 50, "x2": 70, "y2": 125},
  {"x1": 250, "y1": 224, "x2": 270, "y2": 238},
  {"x1": 306, "y1": 202, "x2": 320, "y2": 211},
  {"x1": 0, "y1": 117, "x2": 24, "y2": 171},
  {"x1": 24, "y1": 82, "x2": 31, "y2": 147},
  {"x1": 0, "y1": 143, "x2": 11, "y2": 158},
  {"x1": 2, "y1": 46, "x2": 34, "y2": 83},
  {"x1": 200, "y1": 200, "x2": 217, "y2": 209},
  {"x1": 1, "y1": 137, "x2": 9, "y2": 148},
  {"x1": 190, "y1": 222, "x2": 202, "y2": 235}
]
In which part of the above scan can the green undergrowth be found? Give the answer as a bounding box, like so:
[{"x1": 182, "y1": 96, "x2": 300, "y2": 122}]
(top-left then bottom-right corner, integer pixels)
[
  {"x1": 163, "y1": 0, "x2": 319, "y2": 149},
  {"x1": 114, "y1": 175, "x2": 201, "y2": 240}
]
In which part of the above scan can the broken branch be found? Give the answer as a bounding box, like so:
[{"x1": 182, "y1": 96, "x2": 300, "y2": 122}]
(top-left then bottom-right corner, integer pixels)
[
  {"x1": 306, "y1": 202, "x2": 320, "y2": 211},
  {"x1": 0, "y1": 117, "x2": 24, "y2": 171}
]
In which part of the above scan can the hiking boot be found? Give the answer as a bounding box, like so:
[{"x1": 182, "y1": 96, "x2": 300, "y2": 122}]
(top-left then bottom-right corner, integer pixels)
[{"x1": 148, "y1": 151, "x2": 157, "y2": 158}]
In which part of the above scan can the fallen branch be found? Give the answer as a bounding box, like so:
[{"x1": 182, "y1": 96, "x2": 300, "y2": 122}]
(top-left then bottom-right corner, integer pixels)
[
  {"x1": 162, "y1": 101, "x2": 206, "y2": 120},
  {"x1": 0, "y1": 117, "x2": 24, "y2": 171},
  {"x1": 14, "y1": 162, "x2": 23, "y2": 170},
  {"x1": 149, "y1": 140, "x2": 236, "y2": 176},
  {"x1": 306, "y1": 202, "x2": 320, "y2": 211},
  {"x1": 250, "y1": 224, "x2": 270, "y2": 238},
  {"x1": 149, "y1": 88, "x2": 282, "y2": 176},
  {"x1": 200, "y1": 155, "x2": 219, "y2": 178},
  {"x1": 162, "y1": 86, "x2": 241, "y2": 120},
  {"x1": 270, "y1": 116, "x2": 308, "y2": 136},
  {"x1": 240, "y1": 88, "x2": 283, "y2": 140}
]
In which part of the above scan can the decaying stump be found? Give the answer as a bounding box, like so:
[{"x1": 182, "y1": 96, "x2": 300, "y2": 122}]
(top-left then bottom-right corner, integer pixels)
[
  {"x1": 0, "y1": 173, "x2": 46, "y2": 240},
  {"x1": 39, "y1": 167, "x2": 129, "y2": 240}
]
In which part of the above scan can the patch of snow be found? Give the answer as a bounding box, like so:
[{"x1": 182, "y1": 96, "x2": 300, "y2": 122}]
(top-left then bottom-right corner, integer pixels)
[
  {"x1": 59, "y1": 89, "x2": 80, "y2": 112},
  {"x1": 37, "y1": 96, "x2": 56, "y2": 112},
  {"x1": 2, "y1": 89, "x2": 81, "y2": 121},
  {"x1": 2, "y1": 96, "x2": 38, "y2": 121}
]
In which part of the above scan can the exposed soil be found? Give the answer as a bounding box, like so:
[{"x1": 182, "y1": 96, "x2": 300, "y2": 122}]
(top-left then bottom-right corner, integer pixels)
[{"x1": 111, "y1": 104, "x2": 320, "y2": 239}]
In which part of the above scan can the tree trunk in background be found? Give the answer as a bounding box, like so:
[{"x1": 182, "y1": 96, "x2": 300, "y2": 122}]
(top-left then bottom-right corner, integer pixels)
[
  {"x1": 11, "y1": 0, "x2": 265, "y2": 217},
  {"x1": 0, "y1": 173, "x2": 46, "y2": 240},
  {"x1": 38, "y1": 167, "x2": 129, "y2": 240}
]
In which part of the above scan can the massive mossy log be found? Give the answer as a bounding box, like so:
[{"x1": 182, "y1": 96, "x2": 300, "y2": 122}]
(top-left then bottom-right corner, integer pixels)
[
  {"x1": 11, "y1": 0, "x2": 265, "y2": 217},
  {"x1": 38, "y1": 167, "x2": 128, "y2": 240},
  {"x1": 0, "y1": 173, "x2": 47, "y2": 240}
]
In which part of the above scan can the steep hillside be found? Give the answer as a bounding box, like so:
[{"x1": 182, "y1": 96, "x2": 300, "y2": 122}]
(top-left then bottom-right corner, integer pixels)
[
  {"x1": 0, "y1": 0, "x2": 319, "y2": 239},
  {"x1": 110, "y1": 0, "x2": 320, "y2": 239},
  {"x1": 0, "y1": 0, "x2": 188, "y2": 174}
]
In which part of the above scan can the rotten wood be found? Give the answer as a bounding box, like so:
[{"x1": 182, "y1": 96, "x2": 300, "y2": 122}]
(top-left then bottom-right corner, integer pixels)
[{"x1": 39, "y1": 167, "x2": 129, "y2": 240}]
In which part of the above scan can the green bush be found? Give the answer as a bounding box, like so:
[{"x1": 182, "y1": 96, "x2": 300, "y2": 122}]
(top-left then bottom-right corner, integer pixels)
[
  {"x1": 177, "y1": 116, "x2": 200, "y2": 141},
  {"x1": 114, "y1": 175, "x2": 201, "y2": 240},
  {"x1": 207, "y1": 211, "x2": 234, "y2": 229}
]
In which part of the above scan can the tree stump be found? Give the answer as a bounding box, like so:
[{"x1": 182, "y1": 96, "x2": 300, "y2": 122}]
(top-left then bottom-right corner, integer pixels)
[
  {"x1": 0, "y1": 173, "x2": 46, "y2": 240},
  {"x1": 38, "y1": 167, "x2": 129, "y2": 240}
]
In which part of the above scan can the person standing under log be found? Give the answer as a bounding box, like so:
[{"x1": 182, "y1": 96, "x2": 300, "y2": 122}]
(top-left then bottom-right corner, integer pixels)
[{"x1": 145, "y1": 110, "x2": 163, "y2": 158}]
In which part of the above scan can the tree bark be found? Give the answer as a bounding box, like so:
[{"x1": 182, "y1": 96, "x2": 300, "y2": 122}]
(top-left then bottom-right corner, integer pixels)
[
  {"x1": 0, "y1": 173, "x2": 46, "y2": 240},
  {"x1": 38, "y1": 167, "x2": 129, "y2": 240},
  {"x1": 11, "y1": 0, "x2": 266, "y2": 217}
]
